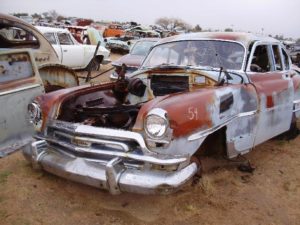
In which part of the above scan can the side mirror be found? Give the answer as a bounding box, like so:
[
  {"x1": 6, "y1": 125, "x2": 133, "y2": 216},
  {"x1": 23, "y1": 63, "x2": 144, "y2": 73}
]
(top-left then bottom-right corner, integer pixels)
[{"x1": 104, "y1": 38, "x2": 107, "y2": 43}]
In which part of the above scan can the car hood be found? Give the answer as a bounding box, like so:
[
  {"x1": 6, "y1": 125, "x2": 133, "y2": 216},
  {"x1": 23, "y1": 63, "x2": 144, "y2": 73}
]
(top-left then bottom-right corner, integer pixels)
[{"x1": 112, "y1": 54, "x2": 144, "y2": 68}]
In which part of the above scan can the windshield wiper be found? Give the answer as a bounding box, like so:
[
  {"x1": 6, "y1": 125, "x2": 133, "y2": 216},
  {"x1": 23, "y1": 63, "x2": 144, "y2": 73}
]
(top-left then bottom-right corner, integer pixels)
[{"x1": 217, "y1": 67, "x2": 244, "y2": 85}]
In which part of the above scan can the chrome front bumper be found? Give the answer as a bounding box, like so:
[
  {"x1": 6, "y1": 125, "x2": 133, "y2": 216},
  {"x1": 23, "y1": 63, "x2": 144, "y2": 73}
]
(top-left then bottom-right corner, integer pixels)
[{"x1": 23, "y1": 140, "x2": 198, "y2": 195}]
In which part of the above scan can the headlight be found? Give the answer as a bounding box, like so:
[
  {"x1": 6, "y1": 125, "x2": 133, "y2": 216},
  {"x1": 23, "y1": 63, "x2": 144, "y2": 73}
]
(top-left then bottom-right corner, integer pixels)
[
  {"x1": 145, "y1": 108, "x2": 169, "y2": 139},
  {"x1": 28, "y1": 102, "x2": 42, "y2": 127}
]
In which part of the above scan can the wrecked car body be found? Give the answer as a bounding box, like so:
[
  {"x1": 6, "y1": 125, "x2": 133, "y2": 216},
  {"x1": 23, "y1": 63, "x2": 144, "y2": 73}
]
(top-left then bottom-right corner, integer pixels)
[
  {"x1": 36, "y1": 26, "x2": 110, "y2": 70},
  {"x1": 23, "y1": 32, "x2": 300, "y2": 194},
  {"x1": 110, "y1": 38, "x2": 160, "y2": 79},
  {"x1": 105, "y1": 37, "x2": 131, "y2": 54},
  {"x1": 0, "y1": 13, "x2": 80, "y2": 91},
  {"x1": 0, "y1": 49, "x2": 44, "y2": 157}
]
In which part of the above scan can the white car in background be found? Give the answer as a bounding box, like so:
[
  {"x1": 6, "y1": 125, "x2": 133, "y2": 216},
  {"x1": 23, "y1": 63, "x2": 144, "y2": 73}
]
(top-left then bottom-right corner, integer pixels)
[{"x1": 36, "y1": 26, "x2": 110, "y2": 70}]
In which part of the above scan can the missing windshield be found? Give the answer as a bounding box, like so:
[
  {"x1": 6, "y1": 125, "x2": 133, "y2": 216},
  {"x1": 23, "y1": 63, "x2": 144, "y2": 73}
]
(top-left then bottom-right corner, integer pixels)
[{"x1": 143, "y1": 40, "x2": 245, "y2": 70}]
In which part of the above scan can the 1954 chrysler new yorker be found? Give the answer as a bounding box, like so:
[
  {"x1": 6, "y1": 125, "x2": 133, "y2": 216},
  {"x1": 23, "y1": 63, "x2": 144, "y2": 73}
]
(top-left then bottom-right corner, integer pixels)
[{"x1": 23, "y1": 32, "x2": 300, "y2": 194}]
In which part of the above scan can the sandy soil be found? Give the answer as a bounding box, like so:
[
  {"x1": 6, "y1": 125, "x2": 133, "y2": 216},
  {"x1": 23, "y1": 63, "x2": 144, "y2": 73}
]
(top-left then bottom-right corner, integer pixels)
[
  {"x1": 0, "y1": 54, "x2": 300, "y2": 225},
  {"x1": 1, "y1": 137, "x2": 299, "y2": 225}
]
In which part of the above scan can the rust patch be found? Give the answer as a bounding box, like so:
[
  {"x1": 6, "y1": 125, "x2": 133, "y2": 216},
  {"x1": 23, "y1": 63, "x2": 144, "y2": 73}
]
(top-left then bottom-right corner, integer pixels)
[
  {"x1": 35, "y1": 82, "x2": 115, "y2": 130},
  {"x1": 0, "y1": 77, "x2": 38, "y2": 91}
]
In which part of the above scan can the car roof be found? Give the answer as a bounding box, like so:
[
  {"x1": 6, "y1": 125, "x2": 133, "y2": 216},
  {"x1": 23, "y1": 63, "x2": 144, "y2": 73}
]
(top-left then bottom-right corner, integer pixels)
[
  {"x1": 35, "y1": 26, "x2": 69, "y2": 33},
  {"x1": 136, "y1": 38, "x2": 160, "y2": 42},
  {"x1": 156, "y1": 32, "x2": 280, "y2": 47}
]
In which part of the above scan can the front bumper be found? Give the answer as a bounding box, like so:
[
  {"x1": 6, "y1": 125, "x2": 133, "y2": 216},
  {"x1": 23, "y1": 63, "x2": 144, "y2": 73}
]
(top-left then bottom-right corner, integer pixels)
[{"x1": 23, "y1": 140, "x2": 198, "y2": 195}]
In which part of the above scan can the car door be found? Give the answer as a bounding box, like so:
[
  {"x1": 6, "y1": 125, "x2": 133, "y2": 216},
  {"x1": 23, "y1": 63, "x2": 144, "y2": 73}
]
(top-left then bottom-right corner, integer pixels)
[
  {"x1": 0, "y1": 50, "x2": 44, "y2": 157},
  {"x1": 57, "y1": 32, "x2": 84, "y2": 69},
  {"x1": 247, "y1": 42, "x2": 294, "y2": 145},
  {"x1": 43, "y1": 32, "x2": 62, "y2": 62}
]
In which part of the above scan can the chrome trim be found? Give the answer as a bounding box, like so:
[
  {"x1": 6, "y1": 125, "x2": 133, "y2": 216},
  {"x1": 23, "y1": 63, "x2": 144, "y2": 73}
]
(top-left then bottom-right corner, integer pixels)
[
  {"x1": 293, "y1": 108, "x2": 300, "y2": 113},
  {"x1": 188, "y1": 110, "x2": 257, "y2": 141},
  {"x1": 0, "y1": 83, "x2": 41, "y2": 97},
  {"x1": 43, "y1": 136, "x2": 188, "y2": 166},
  {"x1": 23, "y1": 140, "x2": 199, "y2": 195},
  {"x1": 106, "y1": 157, "x2": 124, "y2": 194},
  {"x1": 54, "y1": 131, "x2": 130, "y2": 152},
  {"x1": 75, "y1": 124, "x2": 150, "y2": 153},
  {"x1": 144, "y1": 108, "x2": 169, "y2": 140},
  {"x1": 293, "y1": 99, "x2": 300, "y2": 112},
  {"x1": 293, "y1": 99, "x2": 300, "y2": 104}
]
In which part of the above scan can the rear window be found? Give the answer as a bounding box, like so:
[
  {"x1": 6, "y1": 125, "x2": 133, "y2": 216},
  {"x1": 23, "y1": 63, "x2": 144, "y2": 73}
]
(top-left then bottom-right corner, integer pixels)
[
  {"x1": 0, "y1": 25, "x2": 39, "y2": 48},
  {"x1": 0, "y1": 52, "x2": 34, "y2": 83}
]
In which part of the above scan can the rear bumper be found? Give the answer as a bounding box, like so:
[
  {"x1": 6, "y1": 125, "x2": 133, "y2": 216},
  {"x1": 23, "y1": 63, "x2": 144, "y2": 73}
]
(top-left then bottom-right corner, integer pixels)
[{"x1": 23, "y1": 140, "x2": 198, "y2": 195}]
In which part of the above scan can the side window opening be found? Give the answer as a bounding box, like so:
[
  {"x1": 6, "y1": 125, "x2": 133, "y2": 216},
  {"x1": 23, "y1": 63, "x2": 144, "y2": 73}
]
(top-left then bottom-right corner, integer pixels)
[
  {"x1": 272, "y1": 45, "x2": 283, "y2": 71},
  {"x1": 281, "y1": 49, "x2": 290, "y2": 70},
  {"x1": 250, "y1": 45, "x2": 272, "y2": 72},
  {"x1": 0, "y1": 25, "x2": 39, "y2": 48},
  {"x1": 44, "y1": 33, "x2": 57, "y2": 45},
  {"x1": 57, "y1": 33, "x2": 73, "y2": 45}
]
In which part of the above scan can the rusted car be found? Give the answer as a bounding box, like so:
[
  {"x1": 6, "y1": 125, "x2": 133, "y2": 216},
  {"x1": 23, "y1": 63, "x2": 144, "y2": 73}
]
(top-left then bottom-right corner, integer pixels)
[
  {"x1": 23, "y1": 32, "x2": 300, "y2": 194},
  {"x1": 0, "y1": 49, "x2": 44, "y2": 157},
  {"x1": 103, "y1": 24, "x2": 125, "y2": 38},
  {"x1": 110, "y1": 38, "x2": 160, "y2": 79},
  {"x1": 0, "y1": 13, "x2": 79, "y2": 92}
]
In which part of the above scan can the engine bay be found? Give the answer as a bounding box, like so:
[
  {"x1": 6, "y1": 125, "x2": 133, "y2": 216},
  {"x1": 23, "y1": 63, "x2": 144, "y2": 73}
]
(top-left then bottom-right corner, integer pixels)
[{"x1": 58, "y1": 70, "x2": 216, "y2": 129}]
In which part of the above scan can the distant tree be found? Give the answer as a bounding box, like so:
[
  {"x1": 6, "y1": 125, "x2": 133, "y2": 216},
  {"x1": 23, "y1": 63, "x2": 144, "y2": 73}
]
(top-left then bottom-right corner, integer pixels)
[
  {"x1": 57, "y1": 15, "x2": 66, "y2": 22},
  {"x1": 224, "y1": 28, "x2": 233, "y2": 32},
  {"x1": 31, "y1": 13, "x2": 41, "y2": 19},
  {"x1": 296, "y1": 38, "x2": 300, "y2": 44},
  {"x1": 274, "y1": 34, "x2": 284, "y2": 40},
  {"x1": 193, "y1": 24, "x2": 202, "y2": 32},
  {"x1": 155, "y1": 17, "x2": 169, "y2": 30},
  {"x1": 155, "y1": 17, "x2": 191, "y2": 31},
  {"x1": 48, "y1": 10, "x2": 59, "y2": 21},
  {"x1": 42, "y1": 12, "x2": 49, "y2": 18}
]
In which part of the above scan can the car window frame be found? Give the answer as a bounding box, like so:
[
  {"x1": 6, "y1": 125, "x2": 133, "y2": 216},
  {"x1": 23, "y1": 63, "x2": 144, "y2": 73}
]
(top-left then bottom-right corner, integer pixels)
[
  {"x1": 43, "y1": 32, "x2": 58, "y2": 45},
  {"x1": 57, "y1": 32, "x2": 74, "y2": 45},
  {"x1": 271, "y1": 44, "x2": 284, "y2": 71},
  {"x1": 280, "y1": 47, "x2": 291, "y2": 71},
  {"x1": 247, "y1": 41, "x2": 276, "y2": 73},
  {"x1": 142, "y1": 39, "x2": 247, "y2": 71},
  {"x1": 0, "y1": 24, "x2": 40, "y2": 49}
]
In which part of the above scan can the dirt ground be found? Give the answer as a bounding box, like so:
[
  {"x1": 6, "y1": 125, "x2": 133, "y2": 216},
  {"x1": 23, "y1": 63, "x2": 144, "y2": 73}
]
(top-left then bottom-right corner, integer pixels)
[{"x1": 1, "y1": 54, "x2": 300, "y2": 225}]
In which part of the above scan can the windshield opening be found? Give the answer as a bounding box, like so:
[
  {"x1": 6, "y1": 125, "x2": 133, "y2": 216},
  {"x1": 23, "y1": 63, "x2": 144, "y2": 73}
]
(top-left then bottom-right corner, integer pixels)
[
  {"x1": 142, "y1": 40, "x2": 245, "y2": 70},
  {"x1": 130, "y1": 41, "x2": 156, "y2": 56}
]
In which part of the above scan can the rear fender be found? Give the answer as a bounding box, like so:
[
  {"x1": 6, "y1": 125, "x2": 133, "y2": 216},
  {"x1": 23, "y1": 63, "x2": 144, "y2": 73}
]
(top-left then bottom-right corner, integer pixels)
[{"x1": 38, "y1": 63, "x2": 79, "y2": 92}]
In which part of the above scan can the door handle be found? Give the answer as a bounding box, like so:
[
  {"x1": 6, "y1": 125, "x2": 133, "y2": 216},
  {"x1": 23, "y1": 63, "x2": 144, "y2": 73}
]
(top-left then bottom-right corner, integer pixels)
[{"x1": 63, "y1": 50, "x2": 68, "y2": 52}]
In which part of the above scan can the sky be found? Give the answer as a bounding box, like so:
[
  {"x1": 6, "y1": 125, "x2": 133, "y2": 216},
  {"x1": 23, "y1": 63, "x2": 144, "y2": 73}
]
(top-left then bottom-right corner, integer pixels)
[{"x1": 1, "y1": 0, "x2": 300, "y2": 39}]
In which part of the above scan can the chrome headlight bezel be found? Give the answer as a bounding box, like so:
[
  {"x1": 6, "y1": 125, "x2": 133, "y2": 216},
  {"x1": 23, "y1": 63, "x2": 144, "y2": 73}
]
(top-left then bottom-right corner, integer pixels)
[
  {"x1": 28, "y1": 102, "x2": 42, "y2": 129},
  {"x1": 144, "y1": 108, "x2": 169, "y2": 139}
]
